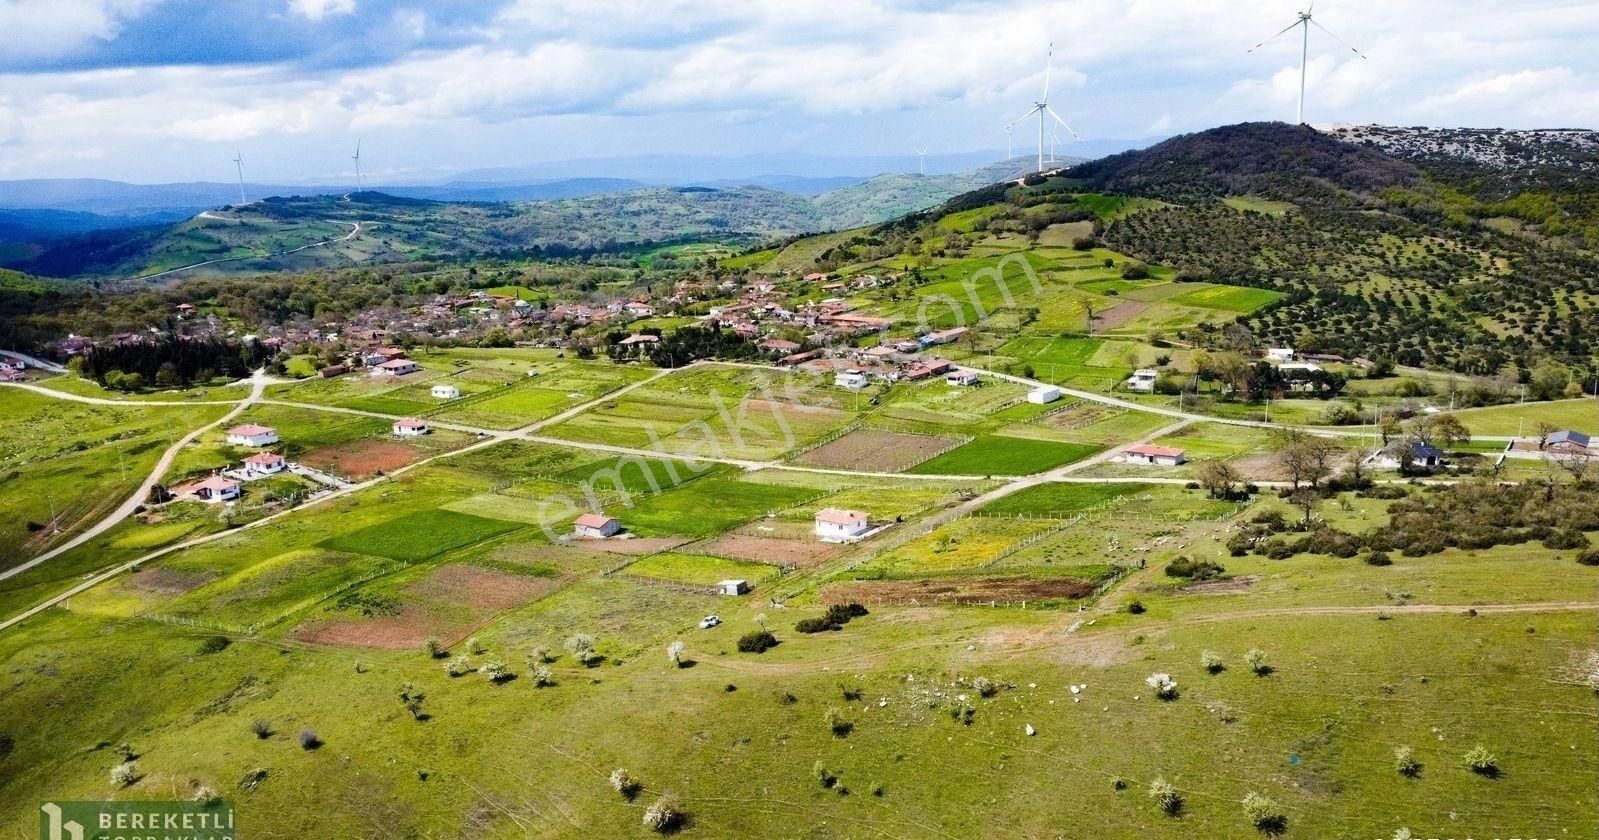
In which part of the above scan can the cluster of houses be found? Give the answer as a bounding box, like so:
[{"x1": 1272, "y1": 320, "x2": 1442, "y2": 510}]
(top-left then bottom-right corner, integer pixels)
[{"x1": 0, "y1": 357, "x2": 28, "y2": 382}]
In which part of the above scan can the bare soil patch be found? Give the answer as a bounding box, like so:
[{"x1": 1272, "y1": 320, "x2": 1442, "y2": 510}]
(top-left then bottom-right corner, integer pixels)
[
  {"x1": 1229, "y1": 452, "x2": 1287, "y2": 481},
  {"x1": 1179, "y1": 574, "x2": 1260, "y2": 595},
  {"x1": 295, "y1": 604, "x2": 463, "y2": 649},
  {"x1": 823, "y1": 575, "x2": 1097, "y2": 606},
  {"x1": 299, "y1": 439, "x2": 421, "y2": 480},
  {"x1": 796, "y1": 429, "x2": 959, "y2": 472},
  {"x1": 126, "y1": 567, "x2": 216, "y2": 594},
  {"x1": 697, "y1": 533, "x2": 843, "y2": 568},
  {"x1": 412, "y1": 564, "x2": 557, "y2": 611},
  {"x1": 1091, "y1": 300, "x2": 1150, "y2": 331}
]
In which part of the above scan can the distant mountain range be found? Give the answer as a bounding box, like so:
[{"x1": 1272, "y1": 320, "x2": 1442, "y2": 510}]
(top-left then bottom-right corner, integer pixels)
[{"x1": 0, "y1": 154, "x2": 1089, "y2": 279}]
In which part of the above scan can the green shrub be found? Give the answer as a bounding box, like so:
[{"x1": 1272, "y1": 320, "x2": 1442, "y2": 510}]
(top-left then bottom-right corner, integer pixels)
[
  {"x1": 1365, "y1": 551, "x2": 1393, "y2": 566},
  {"x1": 1463, "y1": 744, "x2": 1498, "y2": 776},
  {"x1": 1201, "y1": 650, "x2": 1225, "y2": 674},
  {"x1": 1394, "y1": 745, "x2": 1421, "y2": 777},
  {"x1": 1245, "y1": 648, "x2": 1272, "y2": 676},
  {"x1": 737, "y1": 631, "x2": 778, "y2": 653},
  {"x1": 1165, "y1": 556, "x2": 1225, "y2": 580},
  {"x1": 824, "y1": 708, "x2": 853, "y2": 737},
  {"x1": 642, "y1": 796, "x2": 683, "y2": 833},
  {"x1": 1241, "y1": 792, "x2": 1286, "y2": 833},
  {"x1": 1148, "y1": 776, "x2": 1182, "y2": 815},
  {"x1": 1576, "y1": 549, "x2": 1599, "y2": 566},
  {"x1": 1127, "y1": 600, "x2": 1146, "y2": 615},
  {"x1": 197, "y1": 636, "x2": 231, "y2": 655},
  {"x1": 794, "y1": 617, "x2": 835, "y2": 634},
  {"x1": 1543, "y1": 528, "x2": 1590, "y2": 550}
]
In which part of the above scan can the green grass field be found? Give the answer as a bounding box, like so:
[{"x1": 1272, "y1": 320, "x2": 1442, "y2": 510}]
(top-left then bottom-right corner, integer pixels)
[
  {"x1": 908, "y1": 434, "x2": 1101, "y2": 475},
  {"x1": 321, "y1": 509, "x2": 524, "y2": 561},
  {"x1": 1166, "y1": 283, "x2": 1284, "y2": 313},
  {"x1": 622, "y1": 552, "x2": 781, "y2": 585}
]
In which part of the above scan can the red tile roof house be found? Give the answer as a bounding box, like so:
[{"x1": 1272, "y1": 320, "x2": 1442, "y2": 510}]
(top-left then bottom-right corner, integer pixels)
[
  {"x1": 371, "y1": 358, "x2": 420, "y2": 376},
  {"x1": 242, "y1": 452, "x2": 287, "y2": 476},
  {"x1": 814, "y1": 508, "x2": 871, "y2": 542},
  {"x1": 225, "y1": 424, "x2": 279, "y2": 447},
  {"x1": 1121, "y1": 444, "x2": 1187, "y2": 466},
  {"x1": 392, "y1": 418, "x2": 430, "y2": 437},
  {"x1": 188, "y1": 475, "x2": 241, "y2": 503},
  {"x1": 573, "y1": 513, "x2": 621, "y2": 539}
]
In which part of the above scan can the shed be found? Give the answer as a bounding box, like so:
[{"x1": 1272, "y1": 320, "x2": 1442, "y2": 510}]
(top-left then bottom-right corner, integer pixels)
[
  {"x1": 392, "y1": 418, "x2": 430, "y2": 437},
  {"x1": 574, "y1": 513, "x2": 621, "y2": 539},
  {"x1": 1026, "y1": 386, "x2": 1061, "y2": 405},
  {"x1": 717, "y1": 579, "x2": 750, "y2": 595},
  {"x1": 815, "y1": 508, "x2": 870, "y2": 542},
  {"x1": 431, "y1": 384, "x2": 461, "y2": 399},
  {"x1": 226, "y1": 424, "x2": 279, "y2": 447}
]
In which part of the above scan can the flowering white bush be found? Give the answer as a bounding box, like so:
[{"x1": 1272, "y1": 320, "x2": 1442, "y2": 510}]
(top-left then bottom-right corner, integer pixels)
[
  {"x1": 1147, "y1": 776, "x2": 1182, "y2": 815},
  {"x1": 445, "y1": 655, "x2": 473, "y2": 677},
  {"x1": 1146, "y1": 672, "x2": 1179, "y2": 700},
  {"x1": 609, "y1": 768, "x2": 639, "y2": 797},
  {"x1": 666, "y1": 641, "x2": 685, "y2": 667},
  {"x1": 642, "y1": 796, "x2": 683, "y2": 833},
  {"x1": 110, "y1": 762, "x2": 139, "y2": 788}
]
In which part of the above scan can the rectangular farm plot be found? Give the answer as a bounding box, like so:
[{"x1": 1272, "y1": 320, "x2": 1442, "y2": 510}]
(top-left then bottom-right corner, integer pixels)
[
  {"x1": 981, "y1": 482, "x2": 1156, "y2": 517},
  {"x1": 621, "y1": 552, "x2": 781, "y2": 586},
  {"x1": 159, "y1": 548, "x2": 401, "y2": 632},
  {"x1": 293, "y1": 562, "x2": 559, "y2": 650},
  {"x1": 435, "y1": 386, "x2": 582, "y2": 428},
  {"x1": 320, "y1": 509, "x2": 524, "y2": 561},
  {"x1": 1165, "y1": 283, "x2": 1283, "y2": 313},
  {"x1": 860, "y1": 516, "x2": 1065, "y2": 575},
  {"x1": 908, "y1": 434, "x2": 1101, "y2": 476},
  {"x1": 693, "y1": 532, "x2": 844, "y2": 569},
  {"x1": 794, "y1": 429, "x2": 962, "y2": 472},
  {"x1": 616, "y1": 478, "x2": 824, "y2": 538}
]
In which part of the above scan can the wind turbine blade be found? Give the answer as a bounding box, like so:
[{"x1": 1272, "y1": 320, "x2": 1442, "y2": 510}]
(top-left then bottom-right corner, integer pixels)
[
  {"x1": 1007, "y1": 107, "x2": 1040, "y2": 130},
  {"x1": 1045, "y1": 105, "x2": 1081, "y2": 140},
  {"x1": 1309, "y1": 18, "x2": 1366, "y2": 58},
  {"x1": 1042, "y1": 42, "x2": 1053, "y2": 100},
  {"x1": 1248, "y1": 19, "x2": 1302, "y2": 52}
]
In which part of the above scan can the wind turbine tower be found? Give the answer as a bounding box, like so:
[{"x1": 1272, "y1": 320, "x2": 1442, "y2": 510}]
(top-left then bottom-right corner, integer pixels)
[
  {"x1": 232, "y1": 152, "x2": 246, "y2": 204},
  {"x1": 1248, "y1": 1, "x2": 1366, "y2": 125},
  {"x1": 352, "y1": 140, "x2": 364, "y2": 192},
  {"x1": 1007, "y1": 43, "x2": 1079, "y2": 174},
  {"x1": 914, "y1": 146, "x2": 929, "y2": 175}
]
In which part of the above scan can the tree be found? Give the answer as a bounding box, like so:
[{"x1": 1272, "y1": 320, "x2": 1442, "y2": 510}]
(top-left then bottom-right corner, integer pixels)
[
  {"x1": 1289, "y1": 487, "x2": 1320, "y2": 528},
  {"x1": 1379, "y1": 414, "x2": 1403, "y2": 445},
  {"x1": 1196, "y1": 460, "x2": 1243, "y2": 500},
  {"x1": 666, "y1": 640, "x2": 686, "y2": 668},
  {"x1": 399, "y1": 683, "x2": 426, "y2": 720},
  {"x1": 1275, "y1": 430, "x2": 1339, "y2": 489},
  {"x1": 1417, "y1": 414, "x2": 1470, "y2": 449}
]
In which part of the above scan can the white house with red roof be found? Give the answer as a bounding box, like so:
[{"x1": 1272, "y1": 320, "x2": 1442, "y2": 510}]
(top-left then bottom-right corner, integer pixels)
[
  {"x1": 392, "y1": 418, "x2": 430, "y2": 437},
  {"x1": 574, "y1": 513, "x2": 621, "y2": 539},
  {"x1": 242, "y1": 452, "x2": 286, "y2": 476},
  {"x1": 815, "y1": 508, "x2": 870, "y2": 542},
  {"x1": 226, "y1": 424, "x2": 279, "y2": 447},
  {"x1": 188, "y1": 475, "x2": 240, "y2": 503},
  {"x1": 1121, "y1": 443, "x2": 1186, "y2": 466},
  {"x1": 371, "y1": 358, "x2": 420, "y2": 376}
]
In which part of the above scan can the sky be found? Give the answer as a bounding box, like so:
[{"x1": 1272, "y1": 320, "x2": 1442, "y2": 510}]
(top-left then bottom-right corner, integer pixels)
[{"x1": 0, "y1": 0, "x2": 1596, "y2": 183}]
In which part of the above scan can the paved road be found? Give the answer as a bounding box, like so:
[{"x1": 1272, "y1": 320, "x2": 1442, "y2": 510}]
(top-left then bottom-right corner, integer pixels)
[
  {"x1": 0, "y1": 371, "x2": 268, "y2": 584},
  {"x1": 1, "y1": 379, "x2": 241, "y2": 406}
]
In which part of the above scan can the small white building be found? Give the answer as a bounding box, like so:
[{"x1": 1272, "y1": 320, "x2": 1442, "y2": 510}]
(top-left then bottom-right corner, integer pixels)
[
  {"x1": 815, "y1": 508, "x2": 870, "y2": 542},
  {"x1": 1121, "y1": 443, "x2": 1186, "y2": 466},
  {"x1": 225, "y1": 424, "x2": 279, "y2": 447},
  {"x1": 835, "y1": 369, "x2": 869, "y2": 390},
  {"x1": 392, "y1": 418, "x2": 430, "y2": 437},
  {"x1": 1266, "y1": 347, "x2": 1296, "y2": 362},
  {"x1": 372, "y1": 358, "x2": 420, "y2": 376},
  {"x1": 716, "y1": 579, "x2": 750, "y2": 595},
  {"x1": 574, "y1": 513, "x2": 621, "y2": 539},
  {"x1": 431, "y1": 384, "x2": 461, "y2": 400},
  {"x1": 1127, "y1": 369, "x2": 1159, "y2": 392},
  {"x1": 1368, "y1": 440, "x2": 1444, "y2": 469},
  {"x1": 189, "y1": 475, "x2": 240, "y2": 503},
  {"x1": 242, "y1": 452, "x2": 286, "y2": 476},
  {"x1": 947, "y1": 370, "x2": 980, "y2": 387},
  {"x1": 1027, "y1": 385, "x2": 1061, "y2": 405}
]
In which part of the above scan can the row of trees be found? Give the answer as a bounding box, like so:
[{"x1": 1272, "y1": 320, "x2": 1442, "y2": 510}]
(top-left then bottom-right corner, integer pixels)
[{"x1": 77, "y1": 335, "x2": 269, "y2": 387}]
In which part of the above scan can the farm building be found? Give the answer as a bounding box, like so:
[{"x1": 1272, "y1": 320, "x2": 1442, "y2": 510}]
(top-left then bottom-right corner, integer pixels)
[
  {"x1": 1027, "y1": 386, "x2": 1061, "y2": 405},
  {"x1": 758, "y1": 339, "x2": 801, "y2": 355},
  {"x1": 1127, "y1": 369, "x2": 1159, "y2": 392},
  {"x1": 1266, "y1": 347, "x2": 1296, "y2": 362},
  {"x1": 1545, "y1": 430, "x2": 1592, "y2": 454},
  {"x1": 1121, "y1": 444, "x2": 1186, "y2": 466},
  {"x1": 947, "y1": 370, "x2": 980, "y2": 386},
  {"x1": 717, "y1": 579, "x2": 750, "y2": 595},
  {"x1": 0, "y1": 368, "x2": 23, "y2": 382},
  {"x1": 815, "y1": 508, "x2": 870, "y2": 542},
  {"x1": 372, "y1": 358, "x2": 420, "y2": 376},
  {"x1": 392, "y1": 418, "x2": 430, "y2": 437},
  {"x1": 319, "y1": 364, "x2": 348, "y2": 378},
  {"x1": 920, "y1": 327, "x2": 968, "y2": 346},
  {"x1": 617, "y1": 334, "x2": 660, "y2": 347},
  {"x1": 431, "y1": 384, "x2": 461, "y2": 399},
  {"x1": 189, "y1": 475, "x2": 240, "y2": 504},
  {"x1": 904, "y1": 358, "x2": 953, "y2": 380},
  {"x1": 574, "y1": 513, "x2": 621, "y2": 539},
  {"x1": 242, "y1": 452, "x2": 286, "y2": 476},
  {"x1": 835, "y1": 369, "x2": 869, "y2": 390},
  {"x1": 225, "y1": 424, "x2": 279, "y2": 447},
  {"x1": 1369, "y1": 440, "x2": 1444, "y2": 469}
]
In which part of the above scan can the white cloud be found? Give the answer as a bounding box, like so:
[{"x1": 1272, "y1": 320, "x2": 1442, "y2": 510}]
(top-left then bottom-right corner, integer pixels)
[
  {"x1": 288, "y1": 0, "x2": 354, "y2": 22},
  {"x1": 0, "y1": 0, "x2": 161, "y2": 60}
]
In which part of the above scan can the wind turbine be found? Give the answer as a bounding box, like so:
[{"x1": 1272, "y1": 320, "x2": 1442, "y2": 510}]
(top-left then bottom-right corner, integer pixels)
[
  {"x1": 352, "y1": 139, "x2": 364, "y2": 192},
  {"x1": 1248, "y1": 1, "x2": 1366, "y2": 125},
  {"x1": 232, "y1": 152, "x2": 246, "y2": 204},
  {"x1": 1048, "y1": 129, "x2": 1059, "y2": 166},
  {"x1": 1007, "y1": 42, "x2": 1080, "y2": 174},
  {"x1": 1005, "y1": 125, "x2": 1014, "y2": 161},
  {"x1": 914, "y1": 145, "x2": 929, "y2": 175}
]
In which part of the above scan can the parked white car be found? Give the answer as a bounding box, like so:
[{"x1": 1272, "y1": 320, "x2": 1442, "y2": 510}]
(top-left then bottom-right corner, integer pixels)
[{"x1": 698, "y1": 615, "x2": 721, "y2": 629}]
